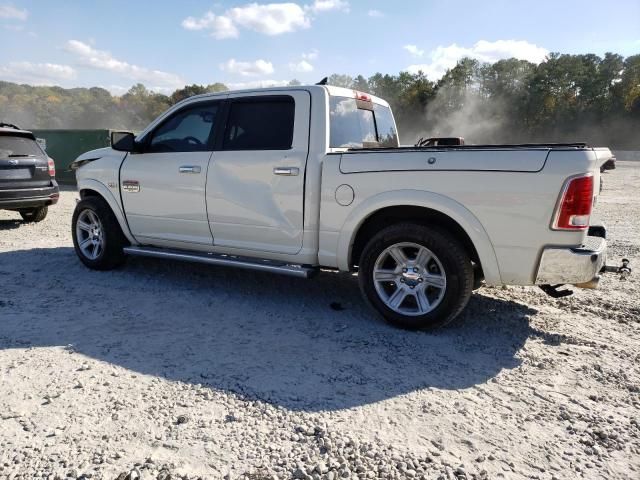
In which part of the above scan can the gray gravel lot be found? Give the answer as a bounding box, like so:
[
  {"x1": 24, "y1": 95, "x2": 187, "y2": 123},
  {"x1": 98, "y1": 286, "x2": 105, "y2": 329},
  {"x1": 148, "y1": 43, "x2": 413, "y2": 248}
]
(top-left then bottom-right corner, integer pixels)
[{"x1": 1, "y1": 163, "x2": 639, "y2": 480}]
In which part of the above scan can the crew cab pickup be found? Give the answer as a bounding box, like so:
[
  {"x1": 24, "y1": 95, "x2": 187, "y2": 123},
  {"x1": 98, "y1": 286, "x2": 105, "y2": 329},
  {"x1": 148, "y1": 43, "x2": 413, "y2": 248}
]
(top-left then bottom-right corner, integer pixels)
[{"x1": 70, "y1": 85, "x2": 614, "y2": 329}]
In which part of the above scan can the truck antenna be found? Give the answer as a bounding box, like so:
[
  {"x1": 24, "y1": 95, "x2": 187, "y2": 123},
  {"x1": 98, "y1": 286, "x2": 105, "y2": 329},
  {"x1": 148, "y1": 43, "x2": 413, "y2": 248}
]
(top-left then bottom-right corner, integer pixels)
[{"x1": 316, "y1": 77, "x2": 328, "y2": 85}]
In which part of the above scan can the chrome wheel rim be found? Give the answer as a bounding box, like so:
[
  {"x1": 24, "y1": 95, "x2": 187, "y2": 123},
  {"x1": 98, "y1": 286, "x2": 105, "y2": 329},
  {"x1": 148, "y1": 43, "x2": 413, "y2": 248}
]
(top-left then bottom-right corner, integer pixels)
[
  {"x1": 373, "y1": 242, "x2": 447, "y2": 316},
  {"x1": 75, "y1": 209, "x2": 104, "y2": 260}
]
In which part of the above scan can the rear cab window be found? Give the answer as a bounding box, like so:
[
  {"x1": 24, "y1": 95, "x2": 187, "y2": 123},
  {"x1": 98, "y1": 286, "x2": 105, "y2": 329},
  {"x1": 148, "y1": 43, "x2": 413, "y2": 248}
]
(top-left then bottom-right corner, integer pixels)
[{"x1": 329, "y1": 94, "x2": 399, "y2": 149}]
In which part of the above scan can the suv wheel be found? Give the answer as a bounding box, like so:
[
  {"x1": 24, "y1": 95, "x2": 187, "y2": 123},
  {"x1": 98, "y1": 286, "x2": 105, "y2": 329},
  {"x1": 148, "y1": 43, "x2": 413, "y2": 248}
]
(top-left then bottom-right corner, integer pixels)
[
  {"x1": 72, "y1": 196, "x2": 126, "y2": 270},
  {"x1": 20, "y1": 206, "x2": 48, "y2": 223},
  {"x1": 358, "y1": 223, "x2": 473, "y2": 329}
]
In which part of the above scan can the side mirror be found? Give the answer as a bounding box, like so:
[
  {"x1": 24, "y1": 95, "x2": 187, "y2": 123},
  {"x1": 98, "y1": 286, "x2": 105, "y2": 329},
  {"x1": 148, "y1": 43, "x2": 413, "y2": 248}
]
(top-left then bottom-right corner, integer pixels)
[{"x1": 111, "y1": 131, "x2": 137, "y2": 152}]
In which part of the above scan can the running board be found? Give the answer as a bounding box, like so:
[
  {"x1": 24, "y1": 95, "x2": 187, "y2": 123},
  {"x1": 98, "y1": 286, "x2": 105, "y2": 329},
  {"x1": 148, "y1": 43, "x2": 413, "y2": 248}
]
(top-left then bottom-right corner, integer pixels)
[{"x1": 123, "y1": 246, "x2": 317, "y2": 279}]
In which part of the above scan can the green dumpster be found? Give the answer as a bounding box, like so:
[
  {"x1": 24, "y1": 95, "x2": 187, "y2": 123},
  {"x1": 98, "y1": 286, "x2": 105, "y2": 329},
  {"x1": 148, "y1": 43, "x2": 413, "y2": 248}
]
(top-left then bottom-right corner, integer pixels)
[{"x1": 31, "y1": 129, "x2": 112, "y2": 185}]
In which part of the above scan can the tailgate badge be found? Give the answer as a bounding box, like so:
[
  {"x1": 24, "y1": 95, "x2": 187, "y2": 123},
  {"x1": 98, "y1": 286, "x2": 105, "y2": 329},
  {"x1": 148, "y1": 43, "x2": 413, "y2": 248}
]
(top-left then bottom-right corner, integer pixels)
[
  {"x1": 8, "y1": 159, "x2": 18, "y2": 165},
  {"x1": 122, "y1": 180, "x2": 140, "y2": 193}
]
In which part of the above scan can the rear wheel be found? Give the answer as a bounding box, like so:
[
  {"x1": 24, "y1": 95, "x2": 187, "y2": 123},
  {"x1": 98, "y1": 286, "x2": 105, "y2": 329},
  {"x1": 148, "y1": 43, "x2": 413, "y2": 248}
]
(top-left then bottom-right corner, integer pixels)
[
  {"x1": 20, "y1": 206, "x2": 48, "y2": 223},
  {"x1": 358, "y1": 223, "x2": 473, "y2": 329},
  {"x1": 72, "y1": 196, "x2": 126, "y2": 270}
]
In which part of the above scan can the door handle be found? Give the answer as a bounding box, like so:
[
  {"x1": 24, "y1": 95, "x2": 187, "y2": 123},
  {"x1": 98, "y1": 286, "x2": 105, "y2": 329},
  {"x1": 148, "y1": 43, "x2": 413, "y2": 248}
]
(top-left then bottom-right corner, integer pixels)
[
  {"x1": 179, "y1": 166, "x2": 201, "y2": 174},
  {"x1": 273, "y1": 167, "x2": 299, "y2": 176}
]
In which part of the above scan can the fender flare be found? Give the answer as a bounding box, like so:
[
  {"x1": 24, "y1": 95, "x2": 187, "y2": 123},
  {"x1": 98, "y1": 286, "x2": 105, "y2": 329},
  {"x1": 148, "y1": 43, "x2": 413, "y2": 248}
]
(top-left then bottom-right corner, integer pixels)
[
  {"x1": 77, "y1": 178, "x2": 137, "y2": 245},
  {"x1": 336, "y1": 189, "x2": 502, "y2": 284}
]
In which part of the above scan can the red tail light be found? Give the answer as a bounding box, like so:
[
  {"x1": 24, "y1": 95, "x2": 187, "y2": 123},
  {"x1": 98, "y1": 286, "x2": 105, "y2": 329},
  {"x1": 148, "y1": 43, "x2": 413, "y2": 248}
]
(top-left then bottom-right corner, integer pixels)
[
  {"x1": 552, "y1": 174, "x2": 594, "y2": 230},
  {"x1": 354, "y1": 90, "x2": 371, "y2": 102},
  {"x1": 47, "y1": 157, "x2": 56, "y2": 177}
]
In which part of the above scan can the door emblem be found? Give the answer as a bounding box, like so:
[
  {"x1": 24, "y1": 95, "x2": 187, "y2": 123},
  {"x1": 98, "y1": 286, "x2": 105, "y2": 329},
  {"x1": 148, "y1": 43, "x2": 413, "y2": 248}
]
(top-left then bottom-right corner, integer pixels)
[{"x1": 122, "y1": 180, "x2": 140, "y2": 193}]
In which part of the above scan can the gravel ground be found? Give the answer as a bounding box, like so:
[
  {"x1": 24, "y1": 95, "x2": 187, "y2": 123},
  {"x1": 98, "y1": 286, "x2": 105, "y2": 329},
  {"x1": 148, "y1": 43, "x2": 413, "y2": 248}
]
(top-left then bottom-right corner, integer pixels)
[{"x1": 1, "y1": 162, "x2": 639, "y2": 480}]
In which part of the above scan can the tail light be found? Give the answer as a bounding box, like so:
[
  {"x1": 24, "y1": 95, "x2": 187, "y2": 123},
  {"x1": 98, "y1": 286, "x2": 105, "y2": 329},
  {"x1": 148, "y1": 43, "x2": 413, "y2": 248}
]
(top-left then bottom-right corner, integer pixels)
[
  {"x1": 47, "y1": 157, "x2": 56, "y2": 177},
  {"x1": 354, "y1": 90, "x2": 371, "y2": 102},
  {"x1": 552, "y1": 174, "x2": 594, "y2": 230}
]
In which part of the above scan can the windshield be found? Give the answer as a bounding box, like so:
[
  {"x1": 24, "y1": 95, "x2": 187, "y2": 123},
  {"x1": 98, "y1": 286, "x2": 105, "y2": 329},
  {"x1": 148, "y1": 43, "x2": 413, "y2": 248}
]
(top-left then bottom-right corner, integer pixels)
[
  {"x1": 329, "y1": 96, "x2": 399, "y2": 149},
  {"x1": 0, "y1": 135, "x2": 43, "y2": 158}
]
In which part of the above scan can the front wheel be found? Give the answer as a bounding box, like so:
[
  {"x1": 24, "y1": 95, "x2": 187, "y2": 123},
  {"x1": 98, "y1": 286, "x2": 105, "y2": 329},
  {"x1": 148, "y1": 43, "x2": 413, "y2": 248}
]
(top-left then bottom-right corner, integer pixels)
[
  {"x1": 358, "y1": 223, "x2": 473, "y2": 330},
  {"x1": 72, "y1": 196, "x2": 127, "y2": 270}
]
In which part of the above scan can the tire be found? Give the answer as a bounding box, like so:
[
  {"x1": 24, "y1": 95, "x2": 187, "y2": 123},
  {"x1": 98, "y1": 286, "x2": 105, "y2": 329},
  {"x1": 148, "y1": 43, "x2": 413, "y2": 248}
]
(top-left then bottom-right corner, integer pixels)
[
  {"x1": 358, "y1": 223, "x2": 473, "y2": 330},
  {"x1": 20, "y1": 206, "x2": 48, "y2": 223},
  {"x1": 72, "y1": 196, "x2": 127, "y2": 270}
]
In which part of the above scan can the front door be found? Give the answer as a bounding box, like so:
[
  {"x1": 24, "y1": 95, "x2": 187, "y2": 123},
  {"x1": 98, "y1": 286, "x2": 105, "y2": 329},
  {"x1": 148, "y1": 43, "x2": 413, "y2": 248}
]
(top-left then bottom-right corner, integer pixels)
[
  {"x1": 206, "y1": 91, "x2": 310, "y2": 255},
  {"x1": 121, "y1": 100, "x2": 221, "y2": 245}
]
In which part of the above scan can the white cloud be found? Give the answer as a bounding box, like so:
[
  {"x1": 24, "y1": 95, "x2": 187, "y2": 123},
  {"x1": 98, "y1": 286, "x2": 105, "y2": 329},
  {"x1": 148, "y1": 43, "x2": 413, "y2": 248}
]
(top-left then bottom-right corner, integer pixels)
[
  {"x1": 227, "y1": 79, "x2": 291, "y2": 89},
  {"x1": 406, "y1": 39, "x2": 549, "y2": 80},
  {"x1": 367, "y1": 9, "x2": 383, "y2": 17},
  {"x1": 309, "y1": 0, "x2": 349, "y2": 13},
  {"x1": 0, "y1": 61, "x2": 76, "y2": 85},
  {"x1": 230, "y1": 3, "x2": 310, "y2": 35},
  {"x1": 0, "y1": 4, "x2": 28, "y2": 20},
  {"x1": 182, "y1": 1, "x2": 347, "y2": 38},
  {"x1": 220, "y1": 58, "x2": 275, "y2": 77},
  {"x1": 65, "y1": 40, "x2": 185, "y2": 89},
  {"x1": 302, "y1": 49, "x2": 319, "y2": 60},
  {"x1": 181, "y1": 12, "x2": 239, "y2": 39},
  {"x1": 403, "y1": 44, "x2": 424, "y2": 57},
  {"x1": 289, "y1": 59, "x2": 314, "y2": 73}
]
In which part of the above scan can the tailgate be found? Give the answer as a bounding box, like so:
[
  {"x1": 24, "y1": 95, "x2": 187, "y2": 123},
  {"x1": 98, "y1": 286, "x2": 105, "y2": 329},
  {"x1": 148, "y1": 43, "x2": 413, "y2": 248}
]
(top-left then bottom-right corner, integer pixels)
[{"x1": 0, "y1": 135, "x2": 51, "y2": 189}]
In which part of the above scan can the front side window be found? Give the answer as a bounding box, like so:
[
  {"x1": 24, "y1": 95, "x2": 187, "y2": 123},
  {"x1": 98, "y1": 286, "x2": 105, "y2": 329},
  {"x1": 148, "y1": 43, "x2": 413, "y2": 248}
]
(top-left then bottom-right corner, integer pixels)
[
  {"x1": 148, "y1": 103, "x2": 219, "y2": 153},
  {"x1": 223, "y1": 97, "x2": 295, "y2": 150},
  {"x1": 329, "y1": 96, "x2": 399, "y2": 149}
]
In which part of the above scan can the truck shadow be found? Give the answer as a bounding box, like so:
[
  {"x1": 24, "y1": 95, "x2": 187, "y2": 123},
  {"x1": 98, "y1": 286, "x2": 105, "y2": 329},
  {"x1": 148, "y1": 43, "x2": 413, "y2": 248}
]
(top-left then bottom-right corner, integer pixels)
[{"x1": 1, "y1": 247, "x2": 542, "y2": 412}]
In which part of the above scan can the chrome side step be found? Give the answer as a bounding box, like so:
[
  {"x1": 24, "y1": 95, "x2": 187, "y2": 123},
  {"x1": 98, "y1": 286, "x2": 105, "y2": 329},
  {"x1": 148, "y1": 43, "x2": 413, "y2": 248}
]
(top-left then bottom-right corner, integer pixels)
[{"x1": 123, "y1": 246, "x2": 317, "y2": 279}]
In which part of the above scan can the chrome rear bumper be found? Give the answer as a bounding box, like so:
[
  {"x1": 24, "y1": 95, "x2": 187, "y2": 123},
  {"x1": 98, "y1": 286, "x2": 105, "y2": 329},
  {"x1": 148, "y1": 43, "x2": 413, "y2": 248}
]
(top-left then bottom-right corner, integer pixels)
[{"x1": 535, "y1": 235, "x2": 607, "y2": 286}]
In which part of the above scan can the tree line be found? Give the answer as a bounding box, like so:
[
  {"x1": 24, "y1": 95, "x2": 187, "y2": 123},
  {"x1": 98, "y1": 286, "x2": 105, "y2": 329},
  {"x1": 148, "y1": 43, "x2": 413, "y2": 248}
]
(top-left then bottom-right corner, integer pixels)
[{"x1": 1, "y1": 52, "x2": 638, "y2": 148}]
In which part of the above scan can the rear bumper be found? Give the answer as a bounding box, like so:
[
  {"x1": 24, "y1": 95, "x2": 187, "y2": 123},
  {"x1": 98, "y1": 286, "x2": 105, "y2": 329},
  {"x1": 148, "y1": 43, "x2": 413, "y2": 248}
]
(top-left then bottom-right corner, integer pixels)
[
  {"x1": 535, "y1": 235, "x2": 607, "y2": 286},
  {"x1": 0, "y1": 181, "x2": 59, "y2": 208}
]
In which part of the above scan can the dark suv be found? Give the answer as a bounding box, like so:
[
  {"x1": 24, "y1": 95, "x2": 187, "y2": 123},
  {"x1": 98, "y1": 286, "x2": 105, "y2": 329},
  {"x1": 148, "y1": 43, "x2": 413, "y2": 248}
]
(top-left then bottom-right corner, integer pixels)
[{"x1": 0, "y1": 123, "x2": 59, "y2": 222}]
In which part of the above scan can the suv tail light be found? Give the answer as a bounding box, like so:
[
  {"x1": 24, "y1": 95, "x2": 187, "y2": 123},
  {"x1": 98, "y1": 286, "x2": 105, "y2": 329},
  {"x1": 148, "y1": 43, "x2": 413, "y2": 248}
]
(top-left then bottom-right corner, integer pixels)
[
  {"x1": 552, "y1": 174, "x2": 594, "y2": 230},
  {"x1": 47, "y1": 157, "x2": 56, "y2": 177}
]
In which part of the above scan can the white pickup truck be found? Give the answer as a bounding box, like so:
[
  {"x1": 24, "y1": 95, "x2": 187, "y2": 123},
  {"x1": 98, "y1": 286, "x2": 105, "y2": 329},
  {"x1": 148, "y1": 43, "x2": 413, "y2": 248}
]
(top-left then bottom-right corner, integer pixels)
[{"x1": 70, "y1": 85, "x2": 615, "y2": 329}]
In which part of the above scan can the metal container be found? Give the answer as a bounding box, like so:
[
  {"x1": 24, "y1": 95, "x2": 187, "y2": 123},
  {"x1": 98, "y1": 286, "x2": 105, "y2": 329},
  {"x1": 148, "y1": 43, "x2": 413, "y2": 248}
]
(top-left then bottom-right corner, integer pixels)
[{"x1": 31, "y1": 129, "x2": 112, "y2": 184}]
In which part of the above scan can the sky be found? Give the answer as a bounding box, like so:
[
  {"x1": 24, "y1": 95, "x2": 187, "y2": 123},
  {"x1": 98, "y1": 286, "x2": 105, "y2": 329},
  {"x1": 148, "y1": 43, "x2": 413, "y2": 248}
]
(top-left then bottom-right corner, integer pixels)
[{"x1": 0, "y1": 0, "x2": 639, "y2": 95}]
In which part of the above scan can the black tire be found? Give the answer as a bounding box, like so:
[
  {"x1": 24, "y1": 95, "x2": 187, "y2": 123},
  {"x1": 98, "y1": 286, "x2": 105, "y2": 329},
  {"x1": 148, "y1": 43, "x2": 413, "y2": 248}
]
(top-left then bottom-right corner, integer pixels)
[
  {"x1": 20, "y1": 206, "x2": 48, "y2": 223},
  {"x1": 72, "y1": 196, "x2": 127, "y2": 270},
  {"x1": 358, "y1": 223, "x2": 473, "y2": 330}
]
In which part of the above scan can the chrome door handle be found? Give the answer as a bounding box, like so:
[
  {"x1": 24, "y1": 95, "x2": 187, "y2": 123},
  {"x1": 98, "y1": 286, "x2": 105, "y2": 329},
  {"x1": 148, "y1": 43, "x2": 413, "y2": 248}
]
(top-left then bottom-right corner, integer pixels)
[
  {"x1": 273, "y1": 167, "x2": 299, "y2": 176},
  {"x1": 179, "y1": 166, "x2": 201, "y2": 174}
]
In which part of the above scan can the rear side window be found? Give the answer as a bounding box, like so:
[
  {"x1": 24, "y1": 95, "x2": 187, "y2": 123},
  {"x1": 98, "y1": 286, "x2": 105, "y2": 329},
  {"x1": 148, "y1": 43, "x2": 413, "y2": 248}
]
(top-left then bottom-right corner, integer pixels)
[
  {"x1": 223, "y1": 97, "x2": 295, "y2": 150},
  {"x1": 329, "y1": 96, "x2": 399, "y2": 148},
  {"x1": 148, "y1": 103, "x2": 219, "y2": 153},
  {"x1": 0, "y1": 136, "x2": 43, "y2": 158}
]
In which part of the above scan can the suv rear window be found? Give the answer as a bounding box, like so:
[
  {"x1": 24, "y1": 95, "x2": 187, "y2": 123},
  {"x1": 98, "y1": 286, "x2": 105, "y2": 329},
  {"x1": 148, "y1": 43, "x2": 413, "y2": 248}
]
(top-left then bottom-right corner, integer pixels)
[
  {"x1": 0, "y1": 135, "x2": 43, "y2": 158},
  {"x1": 223, "y1": 97, "x2": 295, "y2": 150},
  {"x1": 329, "y1": 96, "x2": 399, "y2": 149}
]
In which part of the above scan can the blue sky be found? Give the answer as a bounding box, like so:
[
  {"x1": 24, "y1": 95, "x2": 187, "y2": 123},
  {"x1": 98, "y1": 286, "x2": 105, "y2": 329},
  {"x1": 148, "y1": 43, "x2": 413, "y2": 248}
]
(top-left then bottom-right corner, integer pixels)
[{"x1": 1, "y1": 0, "x2": 639, "y2": 94}]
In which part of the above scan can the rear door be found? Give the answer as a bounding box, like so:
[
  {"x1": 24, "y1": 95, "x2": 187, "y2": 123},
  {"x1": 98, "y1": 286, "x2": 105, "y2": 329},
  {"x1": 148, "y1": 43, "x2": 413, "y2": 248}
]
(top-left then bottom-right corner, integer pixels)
[
  {"x1": 0, "y1": 133, "x2": 50, "y2": 190},
  {"x1": 120, "y1": 100, "x2": 222, "y2": 245},
  {"x1": 206, "y1": 91, "x2": 310, "y2": 255}
]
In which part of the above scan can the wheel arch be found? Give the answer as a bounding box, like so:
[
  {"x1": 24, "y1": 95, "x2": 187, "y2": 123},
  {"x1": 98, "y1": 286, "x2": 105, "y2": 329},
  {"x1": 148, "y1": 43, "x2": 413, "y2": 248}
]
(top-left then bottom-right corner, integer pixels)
[
  {"x1": 77, "y1": 179, "x2": 137, "y2": 245},
  {"x1": 338, "y1": 190, "x2": 502, "y2": 285}
]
